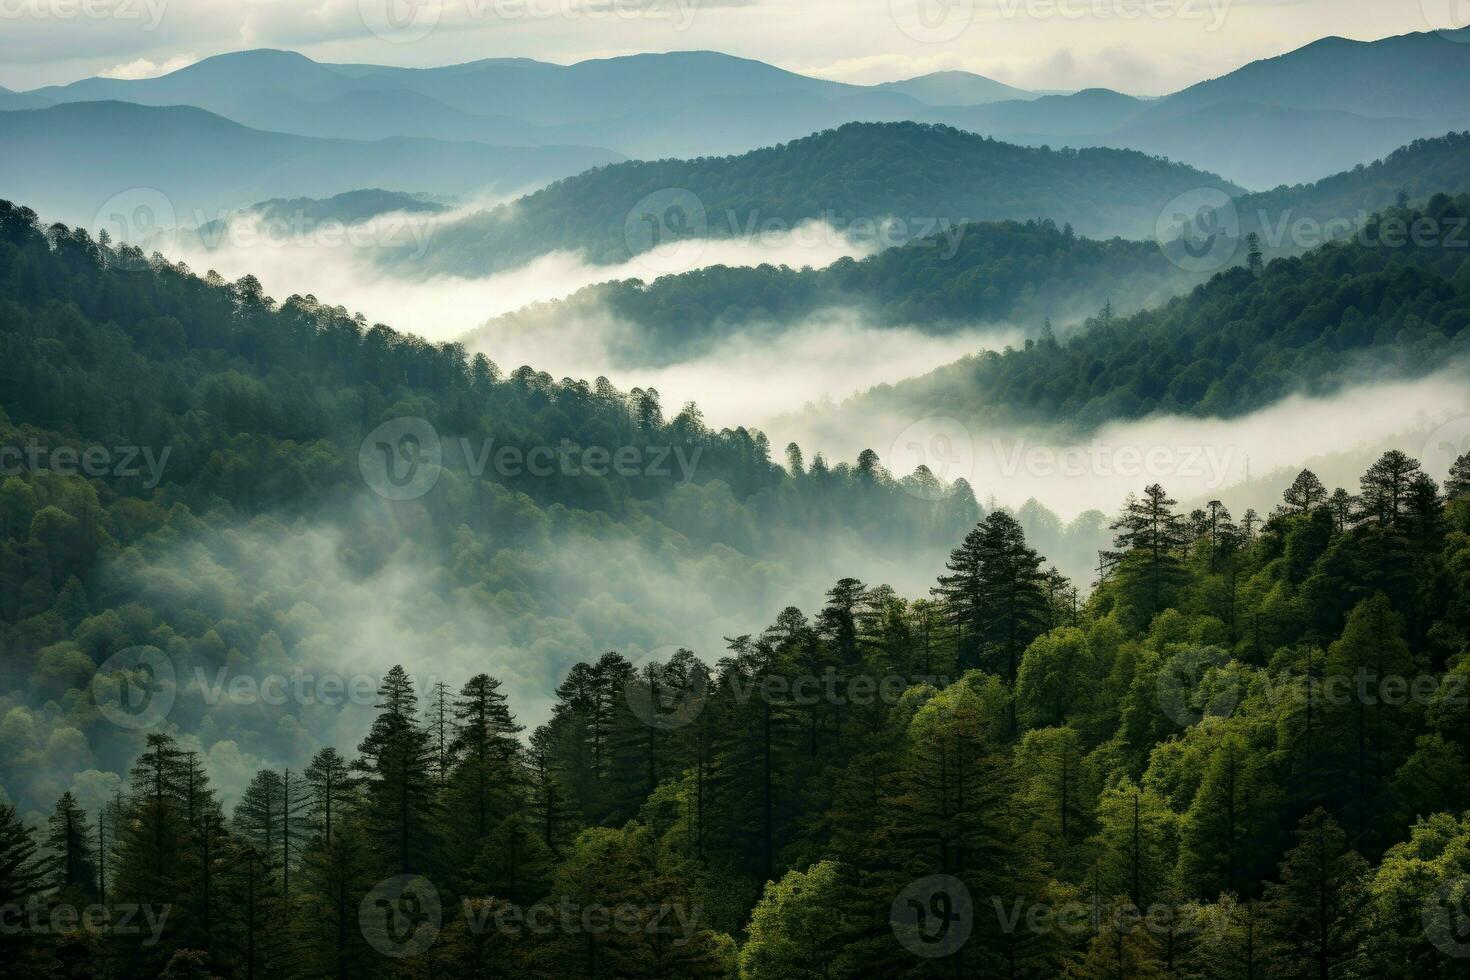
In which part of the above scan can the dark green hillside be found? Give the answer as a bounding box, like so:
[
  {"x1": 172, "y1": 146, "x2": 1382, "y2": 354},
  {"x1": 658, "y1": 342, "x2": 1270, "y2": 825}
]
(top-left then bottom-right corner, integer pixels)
[
  {"x1": 4, "y1": 187, "x2": 1470, "y2": 974},
  {"x1": 838, "y1": 193, "x2": 1470, "y2": 430},
  {"x1": 477, "y1": 219, "x2": 1199, "y2": 365},
  {"x1": 410, "y1": 121, "x2": 1240, "y2": 276}
]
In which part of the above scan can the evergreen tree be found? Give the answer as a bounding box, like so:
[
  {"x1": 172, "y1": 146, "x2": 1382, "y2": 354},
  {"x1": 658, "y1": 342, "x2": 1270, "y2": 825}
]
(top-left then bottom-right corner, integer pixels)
[
  {"x1": 1262, "y1": 809, "x2": 1370, "y2": 978},
  {"x1": 0, "y1": 802, "x2": 43, "y2": 905},
  {"x1": 354, "y1": 665, "x2": 438, "y2": 876},
  {"x1": 1446, "y1": 450, "x2": 1470, "y2": 501},
  {"x1": 1280, "y1": 469, "x2": 1328, "y2": 515},
  {"x1": 43, "y1": 792, "x2": 96, "y2": 900},
  {"x1": 1105, "y1": 484, "x2": 1190, "y2": 618}
]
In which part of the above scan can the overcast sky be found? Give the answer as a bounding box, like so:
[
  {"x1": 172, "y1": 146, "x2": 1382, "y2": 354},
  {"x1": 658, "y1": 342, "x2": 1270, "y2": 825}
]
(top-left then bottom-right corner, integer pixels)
[{"x1": 1, "y1": 0, "x2": 1464, "y2": 93}]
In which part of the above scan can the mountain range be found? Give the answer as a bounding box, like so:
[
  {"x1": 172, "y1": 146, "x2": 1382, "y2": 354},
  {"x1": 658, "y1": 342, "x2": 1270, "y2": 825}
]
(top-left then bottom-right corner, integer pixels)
[
  {"x1": 11, "y1": 28, "x2": 1470, "y2": 191},
  {"x1": 461, "y1": 129, "x2": 1470, "y2": 371},
  {"x1": 386, "y1": 121, "x2": 1239, "y2": 277},
  {"x1": 0, "y1": 101, "x2": 619, "y2": 230}
]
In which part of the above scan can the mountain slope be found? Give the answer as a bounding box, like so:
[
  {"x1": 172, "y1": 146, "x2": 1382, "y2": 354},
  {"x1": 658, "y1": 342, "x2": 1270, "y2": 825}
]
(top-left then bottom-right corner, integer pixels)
[
  {"x1": 1233, "y1": 130, "x2": 1470, "y2": 238},
  {"x1": 938, "y1": 88, "x2": 1145, "y2": 136},
  {"x1": 812, "y1": 193, "x2": 1470, "y2": 437},
  {"x1": 1088, "y1": 102, "x2": 1455, "y2": 190},
  {"x1": 471, "y1": 219, "x2": 1200, "y2": 367},
  {"x1": 1157, "y1": 28, "x2": 1470, "y2": 121},
  {"x1": 24, "y1": 48, "x2": 890, "y2": 156},
  {"x1": 0, "y1": 84, "x2": 51, "y2": 111},
  {"x1": 406, "y1": 121, "x2": 1240, "y2": 276},
  {"x1": 22, "y1": 34, "x2": 1470, "y2": 187},
  {"x1": 875, "y1": 71, "x2": 1037, "y2": 105},
  {"x1": 483, "y1": 130, "x2": 1470, "y2": 368},
  {"x1": 0, "y1": 101, "x2": 621, "y2": 229}
]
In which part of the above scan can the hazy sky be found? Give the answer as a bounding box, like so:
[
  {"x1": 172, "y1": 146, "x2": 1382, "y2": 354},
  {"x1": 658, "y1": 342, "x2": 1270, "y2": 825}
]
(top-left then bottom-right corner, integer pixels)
[{"x1": 1, "y1": 0, "x2": 1463, "y2": 93}]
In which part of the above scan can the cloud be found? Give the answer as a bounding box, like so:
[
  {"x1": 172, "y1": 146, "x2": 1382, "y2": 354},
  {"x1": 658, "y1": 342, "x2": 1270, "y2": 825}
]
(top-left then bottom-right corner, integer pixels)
[
  {"x1": 777, "y1": 369, "x2": 1470, "y2": 521},
  {"x1": 157, "y1": 209, "x2": 875, "y2": 342},
  {"x1": 99, "y1": 53, "x2": 198, "y2": 79}
]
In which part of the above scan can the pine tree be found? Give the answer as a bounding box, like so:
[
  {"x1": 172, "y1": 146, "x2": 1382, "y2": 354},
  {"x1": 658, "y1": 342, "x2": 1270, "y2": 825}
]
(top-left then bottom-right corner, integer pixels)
[
  {"x1": 354, "y1": 665, "x2": 438, "y2": 876},
  {"x1": 303, "y1": 748, "x2": 354, "y2": 848},
  {"x1": 1262, "y1": 809, "x2": 1369, "y2": 978},
  {"x1": 44, "y1": 792, "x2": 96, "y2": 900},
  {"x1": 1321, "y1": 593, "x2": 1422, "y2": 844},
  {"x1": 1246, "y1": 232, "x2": 1263, "y2": 275},
  {"x1": 1177, "y1": 732, "x2": 1277, "y2": 898},
  {"x1": 707, "y1": 635, "x2": 801, "y2": 883},
  {"x1": 1447, "y1": 450, "x2": 1470, "y2": 500},
  {"x1": 1280, "y1": 469, "x2": 1328, "y2": 515},
  {"x1": 447, "y1": 673, "x2": 524, "y2": 852},
  {"x1": 1354, "y1": 450, "x2": 1422, "y2": 529},
  {"x1": 0, "y1": 802, "x2": 43, "y2": 905},
  {"x1": 1327, "y1": 488, "x2": 1355, "y2": 533},
  {"x1": 1105, "y1": 484, "x2": 1190, "y2": 618},
  {"x1": 1093, "y1": 778, "x2": 1176, "y2": 912},
  {"x1": 974, "y1": 511, "x2": 1050, "y2": 690},
  {"x1": 526, "y1": 726, "x2": 574, "y2": 859}
]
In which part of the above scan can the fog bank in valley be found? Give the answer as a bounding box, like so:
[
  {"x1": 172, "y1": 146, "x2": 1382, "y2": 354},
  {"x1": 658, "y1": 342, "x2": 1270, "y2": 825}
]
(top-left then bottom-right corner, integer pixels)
[
  {"x1": 158, "y1": 209, "x2": 876, "y2": 342},
  {"x1": 774, "y1": 369, "x2": 1470, "y2": 521}
]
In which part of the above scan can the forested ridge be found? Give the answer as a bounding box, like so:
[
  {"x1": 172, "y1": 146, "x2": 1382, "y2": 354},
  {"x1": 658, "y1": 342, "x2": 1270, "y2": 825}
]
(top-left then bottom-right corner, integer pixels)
[
  {"x1": 405, "y1": 121, "x2": 1239, "y2": 276},
  {"x1": 1235, "y1": 131, "x2": 1470, "y2": 236},
  {"x1": 477, "y1": 219, "x2": 1200, "y2": 367},
  {"x1": 3, "y1": 188, "x2": 1470, "y2": 980},
  {"x1": 477, "y1": 138, "x2": 1470, "y2": 371},
  {"x1": 834, "y1": 193, "x2": 1470, "y2": 432},
  {"x1": 0, "y1": 192, "x2": 1001, "y2": 826},
  {"x1": 4, "y1": 441, "x2": 1470, "y2": 977}
]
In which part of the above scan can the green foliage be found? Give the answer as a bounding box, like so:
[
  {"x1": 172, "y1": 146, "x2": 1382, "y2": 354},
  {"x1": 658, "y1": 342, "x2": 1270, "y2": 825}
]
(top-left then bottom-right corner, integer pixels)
[{"x1": 416, "y1": 121, "x2": 1238, "y2": 275}]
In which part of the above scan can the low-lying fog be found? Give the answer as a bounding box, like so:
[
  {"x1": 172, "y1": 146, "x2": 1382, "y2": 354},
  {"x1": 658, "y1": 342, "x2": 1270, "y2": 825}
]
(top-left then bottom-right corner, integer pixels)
[
  {"x1": 158, "y1": 209, "x2": 878, "y2": 341},
  {"x1": 776, "y1": 370, "x2": 1470, "y2": 520}
]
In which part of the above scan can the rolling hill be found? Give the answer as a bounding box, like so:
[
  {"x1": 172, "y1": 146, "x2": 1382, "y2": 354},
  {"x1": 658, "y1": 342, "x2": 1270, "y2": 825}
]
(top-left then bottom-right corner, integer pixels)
[
  {"x1": 0, "y1": 101, "x2": 621, "y2": 230},
  {"x1": 462, "y1": 130, "x2": 1470, "y2": 368},
  {"x1": 797, "y1": 192, "x2": 1470, "y2": 440},
  {"x1": 402, "y1": 121, "x2": 1240, "y2": 277},
  {"x1": 874, "y1": 71, "x2": 1038, "y2": 105},
  {"x1": 18, "y1": 31, "x2": 1470, "y2": 188},
  {"x1": 469, "y1": 219, "x2": 1198, "y2": 367}
]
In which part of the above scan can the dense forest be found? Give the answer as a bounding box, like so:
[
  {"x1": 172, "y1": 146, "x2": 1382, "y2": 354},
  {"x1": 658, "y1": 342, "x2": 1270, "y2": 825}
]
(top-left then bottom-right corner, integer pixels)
[
  {"x1": 477, "y1": 219, "x2": 1201, "y2": 367},
  {"x1": 405, "y1": 122, "x2": 1239, "y2": 276},
  {"x1": 829, "y1": 193, "x2": 1470, "y2": 433},
  {"x1": 0, "y1": 191, "x2": 1036, "y2": 821},
  {"x1": 474, "y1": 136, "x2": 1470, "y2": 372},
  {"x1": 4, "y1": 182, "x2": 1470, "y2": 979},
  {"x1": 1235, "y1": 131, "x2": 1470, "y2": 242},
  {"x1": 3, "y1": 437, "x2": 1470, "y2": 976}
]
